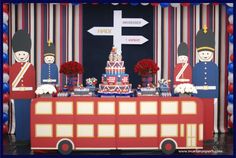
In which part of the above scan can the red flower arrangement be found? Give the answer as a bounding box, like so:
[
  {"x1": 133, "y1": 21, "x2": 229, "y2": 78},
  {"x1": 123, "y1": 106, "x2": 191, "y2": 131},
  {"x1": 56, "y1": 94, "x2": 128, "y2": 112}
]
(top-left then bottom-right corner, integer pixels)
[
  {"x1": 134, "y1": 59, "x2": 159, "y2": 76},
  {"x1": 59, "y1": 61, "x2": 84, "y2": 75}
]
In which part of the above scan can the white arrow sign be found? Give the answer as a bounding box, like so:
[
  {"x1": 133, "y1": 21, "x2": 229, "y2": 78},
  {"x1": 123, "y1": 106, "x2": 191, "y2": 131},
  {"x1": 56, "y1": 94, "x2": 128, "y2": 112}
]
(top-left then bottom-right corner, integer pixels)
[
  {"x1": 122, "y1": 18, "x2": 148, "y2": 27},
  {"x1": 87, "y1": 27, "x2": 115, "y2": 36},
  {"x1": 121, "y1": 36, "x2": 148, "y2": 45},
  {"x1": 87, "y1": 10, "x2": 149, "y2": 54}
]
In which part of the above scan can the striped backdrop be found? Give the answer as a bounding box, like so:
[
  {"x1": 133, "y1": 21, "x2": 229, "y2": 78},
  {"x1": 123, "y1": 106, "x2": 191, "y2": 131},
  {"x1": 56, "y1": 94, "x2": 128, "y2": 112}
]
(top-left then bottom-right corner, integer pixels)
[
  {"x1": 7, "y1": 3, "x2": 229, "y2": 133},
  {"x1": 153, "y1": 4, "x2": 229, "y2": 133}
]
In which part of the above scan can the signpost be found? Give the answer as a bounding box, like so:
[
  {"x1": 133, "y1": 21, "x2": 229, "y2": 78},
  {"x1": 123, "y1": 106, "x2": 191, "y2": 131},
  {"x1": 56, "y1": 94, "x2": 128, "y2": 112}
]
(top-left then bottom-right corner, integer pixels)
[
  {"x1": 87, "y1": 10, "x2": 149, "y2": 54},
  {"x1": 121, "y1": 36, "x2": 148, "y2": 45}
]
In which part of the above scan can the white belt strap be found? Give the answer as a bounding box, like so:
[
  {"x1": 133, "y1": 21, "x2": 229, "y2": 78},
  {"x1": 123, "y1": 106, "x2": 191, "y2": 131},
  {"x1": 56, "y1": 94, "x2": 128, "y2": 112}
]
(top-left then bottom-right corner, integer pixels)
[
  {"x1": 12, "y1": 87, "x2": 33, "y2": 91},
  {"x1": 176, "y1": 63, "x2": 189, "y2": 81},
  {"x1": 43, "y1": 79, "x2": 57, "y2": 82},
  {"x1": 12, "y1": 63, "x2": 31, "y2": 88},
  {"x1": 195, "y1": 86, "x2": 216, "y2": 90}
]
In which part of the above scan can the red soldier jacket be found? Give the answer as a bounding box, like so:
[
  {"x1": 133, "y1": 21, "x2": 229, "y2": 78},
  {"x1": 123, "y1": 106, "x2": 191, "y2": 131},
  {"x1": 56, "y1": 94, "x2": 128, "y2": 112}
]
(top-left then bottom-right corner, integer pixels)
[
  {"x1": 10, "y1": 62, "x2": 36, "y2": 99},
  {"x1": 174, "y1": 63, "x2": 192, "y2": 86}
]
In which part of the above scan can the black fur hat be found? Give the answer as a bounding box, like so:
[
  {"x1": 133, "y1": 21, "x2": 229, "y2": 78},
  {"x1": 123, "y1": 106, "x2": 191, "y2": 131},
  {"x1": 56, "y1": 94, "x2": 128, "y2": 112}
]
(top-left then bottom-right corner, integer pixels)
[
  {"x1": 44, "y1": 41, "x2": 55, "y2": 56},
  {"x1": 196, "y1": 25, "x2": 215, "y2": 52},
  {"x1": 12, "y1": 30, "x2": 31, "y2": 53},
  {"x1": 178, "y1": 42, "x2": 188, "y2": 56}
]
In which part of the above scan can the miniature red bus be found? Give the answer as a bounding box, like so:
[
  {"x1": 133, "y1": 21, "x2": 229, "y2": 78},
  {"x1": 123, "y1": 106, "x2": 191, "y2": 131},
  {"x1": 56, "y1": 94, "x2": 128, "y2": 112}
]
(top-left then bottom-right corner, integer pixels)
[{"x1": 31, "y1": 96, "x2": 204, "y2": 155}]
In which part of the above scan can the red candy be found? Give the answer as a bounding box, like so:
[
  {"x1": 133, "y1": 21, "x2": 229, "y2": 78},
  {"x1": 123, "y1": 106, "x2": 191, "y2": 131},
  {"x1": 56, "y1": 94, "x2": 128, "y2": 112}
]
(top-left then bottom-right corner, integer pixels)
[
  {"x1": 230, "y1": 54, "x2": 233, "y2": 62},
  {"x1": 3, "y1": 33, "x2": 8, "y2": 43},
  {"x1": 3, "y1": 124, "x2": 8, "y2": 134},
  {"x1": 227, "y1": 24, "x2": 233, "y2": 34},
  {"x1": 3, "y1": 4, "x2": 9, "y2": 13},
  {"x1": 228, "y1": 84, "x2": 233, "y2": 93},
  {"x1": 3, "y1": 64, "x2": 9, "y2": 73},
  {"x1": 3, "y1": 93, "x2": 9, "y2": 103}
]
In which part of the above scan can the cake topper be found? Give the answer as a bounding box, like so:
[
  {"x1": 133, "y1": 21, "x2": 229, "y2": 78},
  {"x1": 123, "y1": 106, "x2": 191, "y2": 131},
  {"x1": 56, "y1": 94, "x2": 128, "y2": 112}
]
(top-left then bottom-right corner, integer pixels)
[{"x1": 109, "y1": 45, "x2": 122, "y2": 61}]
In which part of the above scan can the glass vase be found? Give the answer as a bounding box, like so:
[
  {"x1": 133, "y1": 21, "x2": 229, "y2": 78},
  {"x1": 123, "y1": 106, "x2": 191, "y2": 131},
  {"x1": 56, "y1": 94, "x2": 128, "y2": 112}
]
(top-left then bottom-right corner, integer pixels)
[
  {"x1": 67, "y1": 74, "x2": 78, "y2": 91},
  {"x1": 141, "y1": 74, "x2": 153, "y2": 87}
]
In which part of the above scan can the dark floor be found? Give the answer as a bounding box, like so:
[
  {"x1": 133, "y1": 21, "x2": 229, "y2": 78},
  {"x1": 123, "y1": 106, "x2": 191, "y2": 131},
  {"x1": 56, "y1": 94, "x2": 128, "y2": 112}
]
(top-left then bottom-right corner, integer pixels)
[{"x1": 3, "y1": 132, "x2": 233, "y2": 155}]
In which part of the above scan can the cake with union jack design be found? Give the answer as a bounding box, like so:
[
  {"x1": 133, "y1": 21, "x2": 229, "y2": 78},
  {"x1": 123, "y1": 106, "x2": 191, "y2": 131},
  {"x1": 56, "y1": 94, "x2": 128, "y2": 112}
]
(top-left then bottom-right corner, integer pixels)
[{"x1": 98, "y1": 46, "x2": 133, "y2": 96}]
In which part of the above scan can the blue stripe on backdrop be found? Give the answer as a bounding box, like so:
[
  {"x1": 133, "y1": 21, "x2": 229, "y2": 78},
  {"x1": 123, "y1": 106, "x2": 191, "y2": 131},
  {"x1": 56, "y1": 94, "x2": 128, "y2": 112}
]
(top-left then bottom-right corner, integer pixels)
[
  {"x1": 53, "y1": 5, "x2": 56, "y2": 45},
  {"x1": 62, "y1": 6, "x2": 67, "y2": 88},
  {"x1": 161, "y1": 8, "x2": 164, "y2": 79},
  {"x1": 33, "y1": 4, "x2": 37, "y2": 70},
  {"x1": 180, "y1": 6, "x2": 183, "y2": 43},
  {"x1": 209, "y1": 5, "x2": 213, "y2": 31},
  {"x1": 218, "y1": 5, "x2": 222, "y2": 131},
  {"x1": 43, "y1": 4, "x2": 47, "y2": 55},
  {"x1": 190, "y1": 5, "x2": 193, "y2": 66},
  {"x1": 24, "y1": 4, "x2": 28, "y2": 32},
  {"x1": 200, "y1": 4, "x2": 202, "y2": 29},
  {"x1": 170, "y1": 7, "x2": 174, "y2": 90},
  {"x1": 15, "y1": 4, "x2": 18, "y2": 33},
  {"x1": 72, "y1": 6, "x2": 75, "y2": 61}
]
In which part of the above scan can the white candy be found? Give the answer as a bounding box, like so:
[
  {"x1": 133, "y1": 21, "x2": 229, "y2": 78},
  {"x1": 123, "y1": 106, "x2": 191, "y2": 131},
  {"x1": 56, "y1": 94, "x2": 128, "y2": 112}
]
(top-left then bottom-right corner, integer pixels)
[
  {"x1": 226, "y1": 3, "x2": 234, "y2": 7},
  {"x1": 227, "y1": 103, "x2": 233, "y2": 115},
  {"x1": 3, "y1": 103, "x2": 9, "y2": 113},
  {"x1": 3, "y1": 12, "x2": 9, "y2": 24},
  {"x1": 3, "y1": 73, "x2": 9, "y2": 83},
  {"x1": 229, "y1": 43, "x2": 233, "y2": 53},
  {"x1": 3, "y1": 43, "x2": 8, "y2": 53},
  {"x1": 228, "y1": 15, "x2": 233, "y2": 24},
  {"x1": 228, "y1": 73, "x2": 233, "y2": 83}
]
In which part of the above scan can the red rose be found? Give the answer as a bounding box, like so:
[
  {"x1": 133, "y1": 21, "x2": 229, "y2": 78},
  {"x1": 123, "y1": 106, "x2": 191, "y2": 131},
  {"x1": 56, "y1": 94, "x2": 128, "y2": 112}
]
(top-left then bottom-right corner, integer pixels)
[
  {"x1": 60, "y1": 61, "x2": 84, "y2": 75},
  {"x1": 134, "y1": 59, "x2": 159, "y2": 76}
]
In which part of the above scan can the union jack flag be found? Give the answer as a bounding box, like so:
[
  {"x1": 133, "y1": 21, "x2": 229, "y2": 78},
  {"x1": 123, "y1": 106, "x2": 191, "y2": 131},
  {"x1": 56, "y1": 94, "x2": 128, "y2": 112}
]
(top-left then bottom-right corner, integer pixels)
[
  {"x1": 121, "y1": 76, "x2": 128, "y2": 84},
  {"x1": 107, "y1": 76, "x2": 116, "y2": 84}
]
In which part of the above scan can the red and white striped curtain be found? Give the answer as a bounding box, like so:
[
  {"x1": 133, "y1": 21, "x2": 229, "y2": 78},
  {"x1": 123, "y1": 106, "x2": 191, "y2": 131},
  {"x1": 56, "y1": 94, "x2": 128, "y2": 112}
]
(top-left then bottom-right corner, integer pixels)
[
  {"x1": 8, "y1": 3, "x2": 83, "y2": 88},
  {"x1": 8, "y1": 3, "x2": 229, "y2": 133}
]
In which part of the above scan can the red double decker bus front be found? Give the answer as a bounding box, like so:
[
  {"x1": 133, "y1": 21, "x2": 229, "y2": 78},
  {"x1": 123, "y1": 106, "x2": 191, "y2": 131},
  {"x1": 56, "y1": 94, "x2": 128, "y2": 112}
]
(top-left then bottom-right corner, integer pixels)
[{"x1": 31, "y1": 96, "x2": 204, "y2": 154}]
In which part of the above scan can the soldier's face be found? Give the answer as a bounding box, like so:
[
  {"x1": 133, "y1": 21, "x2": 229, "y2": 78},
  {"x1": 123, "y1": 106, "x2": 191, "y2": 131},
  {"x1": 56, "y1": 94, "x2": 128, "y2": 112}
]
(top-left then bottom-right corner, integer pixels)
[
  {"x1": 14, "y1": 51, "x2": 29, "y2": 62},
  {"x1": 178, "y1": 55, "x2": 188, "y2": 63},
  {"x1": 198, "y1": 50, "x2": 213, "y2": 62},
  {"x1": 44, "y1": 56, "x2": 55, "y2": 64}
]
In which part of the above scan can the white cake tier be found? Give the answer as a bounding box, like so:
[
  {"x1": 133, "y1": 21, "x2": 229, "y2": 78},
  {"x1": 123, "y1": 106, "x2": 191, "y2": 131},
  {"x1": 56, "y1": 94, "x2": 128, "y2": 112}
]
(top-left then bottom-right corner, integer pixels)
[
  {"x1": 98, "y1": 84, "x2": 132, "y2": 93},
  {"x1": 105, "y1": 67, "x2": 125, "y2": 75},
  {"x1": 107, "y1": 61, "x2": 124, "y2": 67}
]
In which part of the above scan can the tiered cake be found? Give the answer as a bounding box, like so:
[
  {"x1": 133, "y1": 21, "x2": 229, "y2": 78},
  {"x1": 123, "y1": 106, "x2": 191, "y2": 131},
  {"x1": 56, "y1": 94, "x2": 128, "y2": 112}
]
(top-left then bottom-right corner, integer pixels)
[{"x1": 98, "y1": 47, "x2": 132, "y2": 96}]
